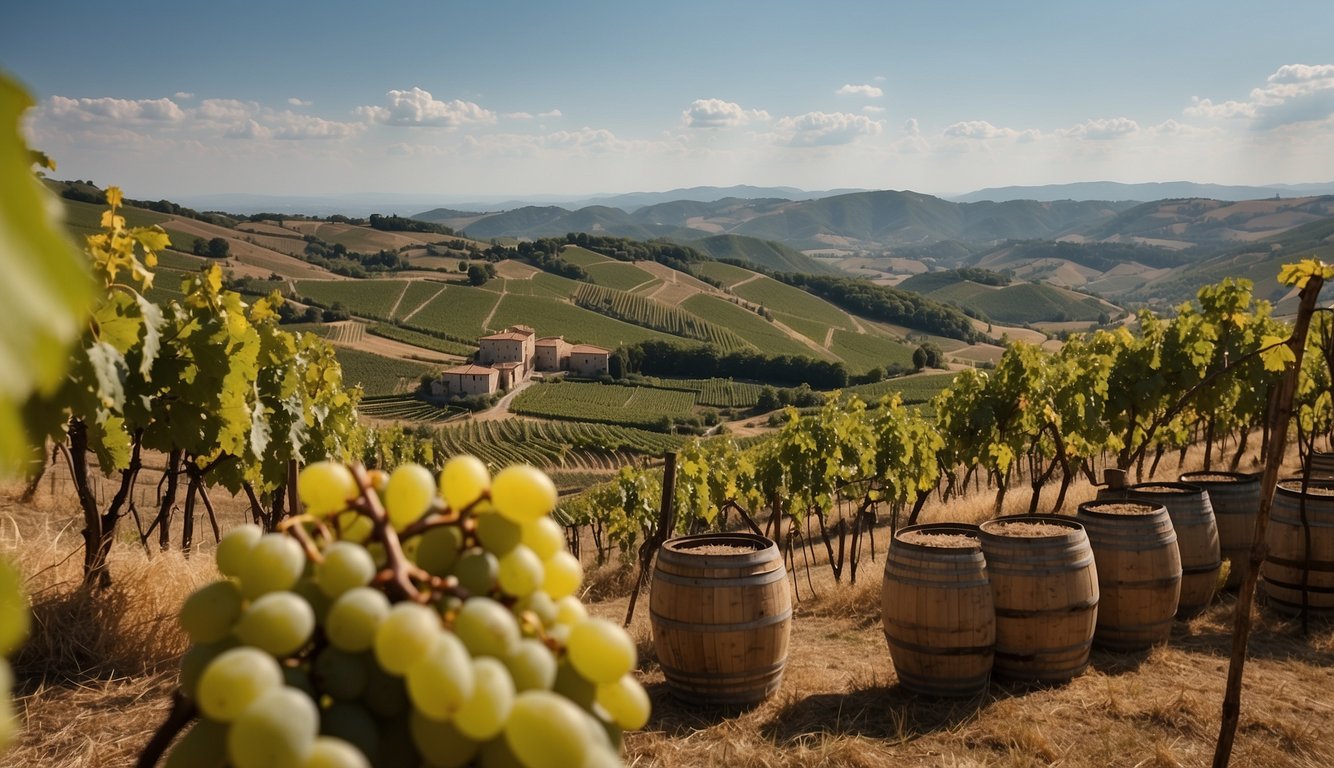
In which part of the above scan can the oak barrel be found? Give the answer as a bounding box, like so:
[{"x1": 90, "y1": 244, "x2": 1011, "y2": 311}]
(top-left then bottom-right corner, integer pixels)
[
  {"x1": 650, "y1": 533, "x2": 791, "y2": 705},
  {"x1": 881, "y1": 523, "x2": 994, "y2": 697},
  {"x1": 1075, "y1": 500, "x2": 1181, "y2": 650},
  {"x1": 1123, "y1": 483, "x2": 1221, "y2": 616},
  {"x1": 1179, "y1": 472, "x2": 1260, "y2": 588},
  {"x1": 1261, "y1": 478, "x2": 1334, "y2": 616},
  {"x1": 978, "y1": 515, "x2": 1098, "y2": 683},
  {"x1": 1307, "y1": 450, "x2": 1334, "y2": 478}
]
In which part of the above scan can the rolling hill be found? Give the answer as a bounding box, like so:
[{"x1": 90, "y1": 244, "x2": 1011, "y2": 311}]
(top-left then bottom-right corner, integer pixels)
[{"x1": 898, "y1": 271, "x2": 1118, "y2": 325}]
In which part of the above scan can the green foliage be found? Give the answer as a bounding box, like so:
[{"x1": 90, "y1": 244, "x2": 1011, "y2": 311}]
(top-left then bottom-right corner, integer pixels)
[
  {"x1": 365, "y1": 324, "x2": 477, "y2": 357},
  {"x1": 573, "y1": 284, "x2": 751, "y2": 351},
  {"x1": 581, "y1": 261, "x2": 656, "y2": 291},
  {"x1": 511, "y1": 382, "x2": 697, "y2": 430},
  {"x1": 332, "y1": 348, "x2": 436, "y2": 397},
  {"x1": 679, "y1": 294, "x2": 823, "y2": 358},
  {"x1": 775, "y1": 273, "x2": 982, "y2": 342}
]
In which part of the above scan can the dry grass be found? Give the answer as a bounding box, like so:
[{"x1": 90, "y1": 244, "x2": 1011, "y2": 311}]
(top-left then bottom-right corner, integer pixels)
[{"x1": 3, "y1": 438, "x2": 1332, "y2": 767}]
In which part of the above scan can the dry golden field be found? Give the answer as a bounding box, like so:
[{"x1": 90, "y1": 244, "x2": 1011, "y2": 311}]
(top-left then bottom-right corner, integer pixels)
[{"x1": 3, "y1": 441, "x2": 1333, "y2": 768}]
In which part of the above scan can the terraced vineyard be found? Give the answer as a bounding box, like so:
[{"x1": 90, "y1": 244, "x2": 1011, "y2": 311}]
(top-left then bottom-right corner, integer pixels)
[
  {"x1": 828, "y1": 328, "x2": 916, "y2": 373},
  {"x1": 841, "y1": 371, "x2": 959, "y2": 404},
  {"x1": 295, "y1": 279, "x2": 407, "y2": 320},
  {"x1": 357, "y1": 395, "x2": 467, "y2": 423},
  {"x1": 732, "y1": 275, "x2": 852, "y2": 332},
  {"x1": 680, "y1": 294, "x2": 828, "y2": 358},
  {"x1": 572, "y1": 284, "x2": 752, "y2": 351},
  {"x1": 403, "y1": 284, "x2": 502, "y2": 338},
  {"x1": 332, "y1": 348, "x2": 436, "y2": 396},
  {"x1": 582, "y1": 260, "x2": 658, "y2": 291},
  {"x1": 434, "y1": 418, "x2": 686, "y2": 471},
  {"x1": 489, "y1": 294, "x2": 676, "y2": 348},
  {"x1": 646, "y1": 378, "x2": 767, "y2": 408},
  {"x1": 510, "y1": 381, "x2": 697, "y2": 429},
  {"x1": 692, "y1": 260, "x2": 756, "y2": 288},
  {"x1": 367, "y1": 324, "x2": 476, "y2": 356}
]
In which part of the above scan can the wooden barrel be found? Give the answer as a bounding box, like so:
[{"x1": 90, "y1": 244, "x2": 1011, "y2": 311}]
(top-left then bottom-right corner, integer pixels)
[
  {"x1": 650, "y1": 533, "x2": 791, "y2": 705},
  {"x1": 978, "y1": 516, "x2": 1098, "y2": 683},
  {"x1": 1124, "y1": 483, "x2": 1221, "y2": 616},
  {"x1": 1075, "y1": 500, "x2": 1181, "y2": 650},
  {"x1": 1261, "y1": 478, "x2": 1334, "y2": 616},
  {"x1": 881, "y1": 523, "x2": 994, "y2": 697},
  {"x1": 1307, "y1": 450, "x2": 1334, "y2": 478},
  {"x1": 1179, "y1": 472, "x2": 1260, "y2": 588}
]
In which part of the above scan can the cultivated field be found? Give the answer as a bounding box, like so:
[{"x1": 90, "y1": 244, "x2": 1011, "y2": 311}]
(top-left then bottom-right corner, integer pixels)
[{"x1": 511, "y1": 381, "x2": 698, "y2": 429}]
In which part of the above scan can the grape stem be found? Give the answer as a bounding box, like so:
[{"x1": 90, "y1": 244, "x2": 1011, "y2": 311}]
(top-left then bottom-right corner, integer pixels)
[
  {"x1": 350, "y1": 464, "x2": 423, "y2": 603},
  {"x1": 135, "y1": 689, "x2": 196, "y2": 768}
]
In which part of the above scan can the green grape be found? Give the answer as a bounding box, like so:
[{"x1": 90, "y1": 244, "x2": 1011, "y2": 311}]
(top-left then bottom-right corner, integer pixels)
[
  {"x1": 164, "y1": 716, "x2": 228, "y2": 768},
  {"x1": 514, "y1": 590, "x2": 557, "y2": 630},
  {"x1": 334, "y1": 511, "x2": 374, "y2": 544},
  {"x1": 297, "y1": 460, "x2": 360, "y2": 516},
  {"x1": 361, "y1": 660, "x2": 409, "y2": 719},
  {"x1": 374, "y1": 602, "x2": 442, "y2": 676},
  {"x1": 227, "y1": 686, "x2": 319, "y2": 768},
  {"x1": 496, "y1": 546, "x2": 543, "y2": 598},
  {"x1": 303, "y1": 736, "x2": 371, "y2": 768},
  {"x1": 504, "y1": 691, "x2": 592, "y2": 768},
  {"x1": 520, "y1": 516, "x2": 565, "y2": 561},
  {"x1": 540, "y1": 551, "x2": 582, "y2": 600},
  {"x1": 554, "y1": 595, "x2": 588, "y2": 626},
  {"x1": 0, "y1": 659, "x2": 14, "y2": 752},
  {"x1": 414, "y1": 525, "x2": 464, "y2": 577},
  {"x1": 552, "y1": 659, "x2": 597, "y2": 709},
  {"x1": 409, "y1": 710, "x2": 477, "y2": 768},
  {"x1": 376, "y1": 715, "x2": 421, "y2": 768},
  {"x1": 196, "y1": 646, "x2": 284, "y2": 722},
  {"x1": 454, "y1": 657, "x2": 515, "y2": 740},
  {"x1": 178, "y1": 579, "x2": 243, "y2": 645},
  {"x1": 215, "y1": 524, "x2": 263, "y2": 579},
  {"x1": 293, "y1": 577, "x2": 333, "y2": 627},
  {"x1": 384, "y1": 463, "x2": 436, "y2": 531},
  {"x1": 455, "y1": 548, "x2": 499, "y2": 597},
  {"x1": 238, "y1": 533, "x2": 306, "y2": 599},
  {"x1": 475, "y1": 512, "x2": 521, "y2": 556},
  {"x1": 313, "y1": 647, "x2": 369, "y2": 700},
  {"x1": 179, "y1": 639, "x2": 238, "y2": 700},
  {"x1": 439, "y1": 454, "x2": 490, "y2": 512},
  {"x1": 317, "y1": 541, "x2": 377, "y2": 598},
  {"x1": 325, "y1": 587, "x2": 390, "y2": 653},
  {"x1": 505, "y1": 638, "x2": 557, "y2": 692},
  {"x1": 405, "y1": 630, "x2": 474, "y2": 720},
  {"x1": 490, "y1": 465, "x2": 558, "y2": 524},
  {"x1": 320, "y1": 702, "x2": 379, "y2": 761},
  {"x1": 568, "y1": 618, "x2": 637, "y2": 684},
  {"x1": 597, "y1": 673, "x2": 651, "y2": 730},
  {"x1": 453, "y1": 597, "x2": 520, "y2": 659},
  {"x1": 478, "y1": 736, "x2": 524, "y2": 768},
  {"x1": 236, "y1": 591, "x2": 316, "y2": 658},
  {"x1": 284, "y1": 664, "x2": 317, "y2": 699}
]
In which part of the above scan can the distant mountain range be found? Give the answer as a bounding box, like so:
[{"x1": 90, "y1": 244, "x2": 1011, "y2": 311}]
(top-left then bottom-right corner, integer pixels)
[{"x1": 950, "y1": 180, "x2": 1334, "y2": 203}]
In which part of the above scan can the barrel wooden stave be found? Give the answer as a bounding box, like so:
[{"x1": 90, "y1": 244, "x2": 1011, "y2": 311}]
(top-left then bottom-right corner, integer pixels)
[
  {"x1": 881, "y1": 523, "x2": 994, "y2": 697},
  {"x1": 1261, "y1": 479, "x2": 1334, "y2": 616},
  {"x1": 1076, "y1": 501, "x2": 1181, "y2": 650},
  {"x1": 650, "y1": 533, "x2": 792, "y2": 705},
  {"x1": 979, "y1": 516, "x2": 1098, "y2": 684},
  {"x1": 1123, "y1": 483, "x2": 1220, "y2": 615},
  {"x1": 1178, "y1": 472, "x2": 1259, "y2": 589}
]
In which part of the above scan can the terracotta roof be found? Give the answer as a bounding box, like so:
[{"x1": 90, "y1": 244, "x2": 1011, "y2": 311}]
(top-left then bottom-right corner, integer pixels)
[
  {"x1": 442, "y1": 364, "x2": 497, "y2": 376},
  {"x1": 570, "y1": 344, "x2": 609, "y2": 355},
  {"x1": 480, "y1": 332, "x2": 529, "y2": 342}
]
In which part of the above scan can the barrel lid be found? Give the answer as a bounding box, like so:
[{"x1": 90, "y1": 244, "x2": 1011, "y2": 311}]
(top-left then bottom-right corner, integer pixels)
[
  {"x1": 1178, "y1": 471, "x2": 1259, "y2": 486},
  {"x1": 1077, "y1": 499, "x2": 1165, "y2": 517},
  {"x1": 1126, "y1": 481, "x2": 1204, "y2": 497},
  {"x1": 660, "y1": 532, "x2": 776, "y2": 559},
  {"x1": 1277, "y1": 477, "x2": 1334, "y2": 496},
  {"x1": 979, "y1": 514, "x2": 1084, "y2": 539},
  {"x1": 893, "y1": 523, "x2": 981, "y2": 550}
]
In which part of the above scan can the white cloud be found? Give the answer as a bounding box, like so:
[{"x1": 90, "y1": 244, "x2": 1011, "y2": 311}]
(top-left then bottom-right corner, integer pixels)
[
  {"x1": 538, "y1": 109, "x2": 562, "y2": 119},
  {"x1": 504, "y1": 112, "x2": 534, "y2": 120},
  {"x1": 194, "y1": 98, "x2": 259, "y2": 124},
  {"x1": 836, "y1": 84, "x2": 884, "y2": 98},
  {"x1": 1058, "y1": 117, "x2": 1140, "y2": 140},
  {"x1": 682, "y1": 99, "x2": 770, "y2": 129},
  {"x1": 173, "y1": 92, "x2": 194, "y2": 100},
  {"x1": 225, "y1": 119, "x2": 271, "y2": 140},
  {"x1": 944, "y1": 120, "x2": 1020, "y2": 140},
  {"x1": 356, "y1": 87, "x2": 497, "y2": 127},
  {"x1": 775, "y1": 111, "x2": 883, "y2": 147},
  {"x1": 1185, "y1": 97, "x2": 1257, "y2": 119},
  {"x1": 270, "y1": 112, "x2": 362, "y2": 140},
  {"x1": 288, "y1": 97, "x2": 312, "y2": 107},
  {"x1": 47, "y1": 96, "x2": 185, "y2": 122},
  {"x1": 862, "y1": 105, "x2": 886, "y2": 114},
  {"x1": 873, "y1": 75, "x2": 887, "y2": 82},
  {"x1": 1186, "y1": 63, "x2": 1334, "y2": 130},
  {"x1": 903, "y1": 118, "x2": 920, "y2": 135},
  {"x1": 543, "y1": 127, "x2": 618, "y2": 150}
]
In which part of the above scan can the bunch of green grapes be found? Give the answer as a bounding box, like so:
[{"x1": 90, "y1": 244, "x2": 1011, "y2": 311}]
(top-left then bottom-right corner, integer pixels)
[
  {"x1": 0, "y1": 556, "x2": 28, "y2": 752},
  {"x1": 161, "y1": 457, "x2": 647, "y2": 768}
]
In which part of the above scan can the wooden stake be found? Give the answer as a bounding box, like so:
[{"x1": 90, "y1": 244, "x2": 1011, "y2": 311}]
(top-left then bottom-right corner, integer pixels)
[{"x1": 623, "y1": 452, "x2": 677, "y2": 628}]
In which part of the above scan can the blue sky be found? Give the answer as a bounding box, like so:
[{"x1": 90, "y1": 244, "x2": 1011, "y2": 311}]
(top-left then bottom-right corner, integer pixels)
[{"x1": 4, "y1": 0, "x2": 1334, "y2": 201}]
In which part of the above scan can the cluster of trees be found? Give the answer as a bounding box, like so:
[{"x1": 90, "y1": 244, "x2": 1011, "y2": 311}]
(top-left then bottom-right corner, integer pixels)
[
  {"x1": 776, "y1": 272, "x2": 984, "y2": 342},
  {"x1": 191, "y1": 236, "x2": 230, "y2": 258},
  {"x1": 301, "y1": 236, "x2": 408, "y2": 275},
  {"x1": 615, "y1": 339, "x2": 850, "y2": 389},
  {"x1": 367, "y1": 213, "x2": 453, "y2": 236},
  {"x1": 482, "y1": 240, "x2": 589, "y2": 280}
]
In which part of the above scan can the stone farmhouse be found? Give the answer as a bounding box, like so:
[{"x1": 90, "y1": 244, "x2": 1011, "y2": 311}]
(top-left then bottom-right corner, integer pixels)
[{"x1": 431, "y1": 325, "x2": 610, "y2": 398}]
